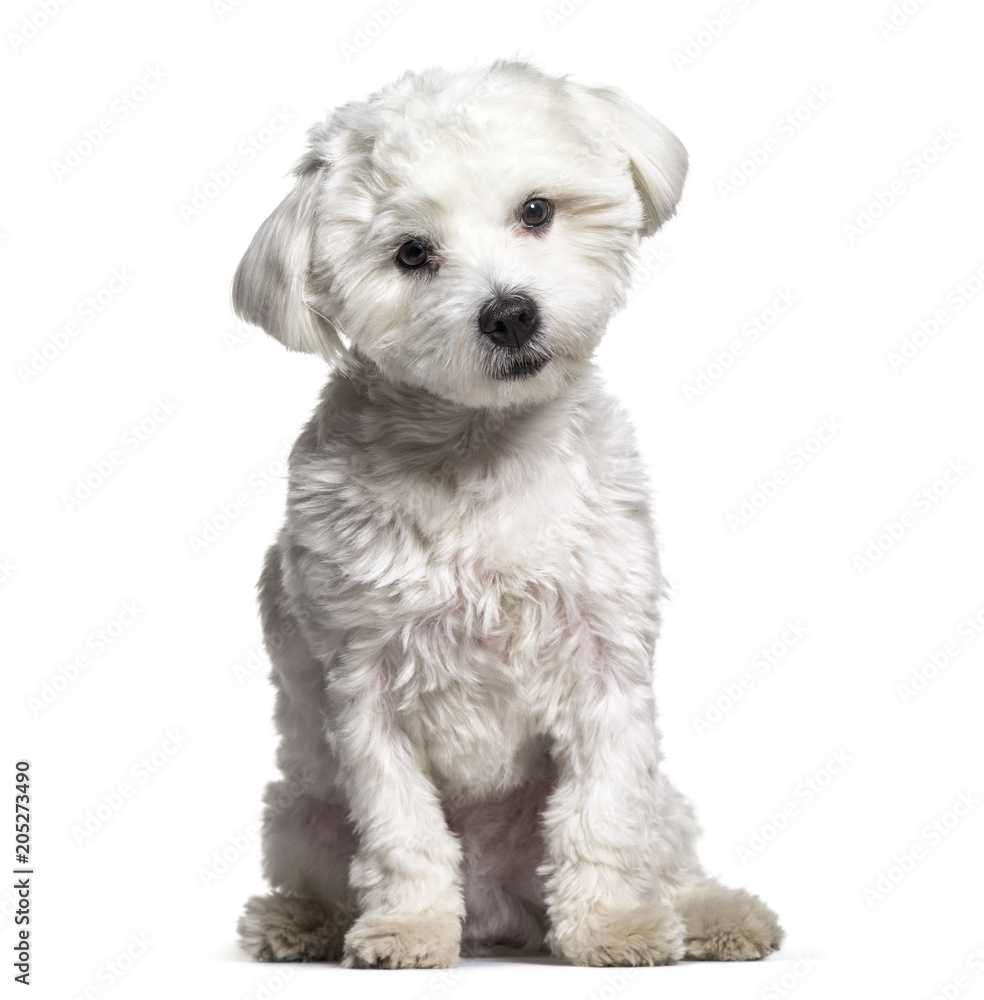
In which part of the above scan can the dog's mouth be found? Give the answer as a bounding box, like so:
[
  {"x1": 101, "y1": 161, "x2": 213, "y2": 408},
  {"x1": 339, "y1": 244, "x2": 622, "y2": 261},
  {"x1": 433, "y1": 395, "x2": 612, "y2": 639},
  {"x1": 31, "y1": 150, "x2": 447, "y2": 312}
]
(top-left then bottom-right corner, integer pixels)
[{"x1": 489, "y1": 352, "x2": 550, "y2": 381}]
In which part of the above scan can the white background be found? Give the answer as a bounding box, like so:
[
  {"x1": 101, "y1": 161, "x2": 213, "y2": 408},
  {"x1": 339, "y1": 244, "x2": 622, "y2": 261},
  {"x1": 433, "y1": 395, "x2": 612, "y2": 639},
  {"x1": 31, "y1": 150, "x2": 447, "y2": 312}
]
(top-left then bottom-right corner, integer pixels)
[{"x1": 3, "y1": 0, "x2": 984, "y2": 998}]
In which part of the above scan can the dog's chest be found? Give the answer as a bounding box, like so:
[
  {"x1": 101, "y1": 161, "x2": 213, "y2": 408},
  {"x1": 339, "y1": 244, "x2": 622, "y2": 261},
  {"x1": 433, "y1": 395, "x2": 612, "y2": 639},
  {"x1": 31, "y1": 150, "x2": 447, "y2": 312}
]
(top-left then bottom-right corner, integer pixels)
[
  {"x1": 403, "y1": 665, "x2": 549, "y2": 797},
  {"x1": 385, "y1": 468, "x2": 589, "y2": 794},
  {"x1": 389, "y1": 557, "x2": 561, "y2": 795}
]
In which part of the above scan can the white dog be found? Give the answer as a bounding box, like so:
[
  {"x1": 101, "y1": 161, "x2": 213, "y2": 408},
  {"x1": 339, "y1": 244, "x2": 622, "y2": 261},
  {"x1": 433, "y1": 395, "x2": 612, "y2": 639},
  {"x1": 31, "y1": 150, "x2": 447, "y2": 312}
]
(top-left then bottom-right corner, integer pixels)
[{"x1": 233, "y1": 61, "x2": 783, "y2": 969}]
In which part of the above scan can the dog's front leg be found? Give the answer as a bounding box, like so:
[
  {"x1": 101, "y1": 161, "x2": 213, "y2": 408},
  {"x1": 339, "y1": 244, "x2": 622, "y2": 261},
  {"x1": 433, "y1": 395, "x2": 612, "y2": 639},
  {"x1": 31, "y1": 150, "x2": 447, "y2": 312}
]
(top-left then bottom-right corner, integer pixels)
[
  {"x1": 330, "y1": 642, "x2": 463, "y2": 969},
  {"x1": 542, "y1": 661, "x2": 685, "y2": 967}
]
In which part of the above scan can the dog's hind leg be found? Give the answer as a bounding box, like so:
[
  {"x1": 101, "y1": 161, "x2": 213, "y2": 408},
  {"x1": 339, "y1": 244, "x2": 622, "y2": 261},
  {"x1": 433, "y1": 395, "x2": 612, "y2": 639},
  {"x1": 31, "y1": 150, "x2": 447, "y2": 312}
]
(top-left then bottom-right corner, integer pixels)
[
  {"x1": 451, "y1": 780, "x2": 552, "y2": 957},
  {"x1": 645, "y1": 773, "x2": 783, "y2": 961},
  {"x1": 238, "y1": 891, "x2": 349, "y2": 962},
  {"x1": 238, "y1": 541, "x2": 359, "y2": 962},
  {"x1": 678, "y1": 880, "x2": 784, "y2": 961},
  {"x1": 237, "y1": 785, "x2": 359, "y2": 962}
]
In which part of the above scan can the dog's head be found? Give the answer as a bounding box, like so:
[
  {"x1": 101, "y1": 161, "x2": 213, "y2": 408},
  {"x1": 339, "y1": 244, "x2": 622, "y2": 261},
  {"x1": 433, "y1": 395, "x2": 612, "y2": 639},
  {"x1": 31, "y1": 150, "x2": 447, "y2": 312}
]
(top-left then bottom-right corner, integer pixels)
[{"x1": 233, "y1": 61, "x2": 686, "y2": 408}]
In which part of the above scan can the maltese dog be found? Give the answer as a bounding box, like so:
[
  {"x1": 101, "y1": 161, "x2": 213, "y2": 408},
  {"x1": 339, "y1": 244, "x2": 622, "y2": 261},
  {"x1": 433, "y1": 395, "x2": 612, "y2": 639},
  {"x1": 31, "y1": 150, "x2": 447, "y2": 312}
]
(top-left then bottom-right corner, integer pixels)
[{"x1": 232, "y1": 60, "x2": 783, "y2": 969}]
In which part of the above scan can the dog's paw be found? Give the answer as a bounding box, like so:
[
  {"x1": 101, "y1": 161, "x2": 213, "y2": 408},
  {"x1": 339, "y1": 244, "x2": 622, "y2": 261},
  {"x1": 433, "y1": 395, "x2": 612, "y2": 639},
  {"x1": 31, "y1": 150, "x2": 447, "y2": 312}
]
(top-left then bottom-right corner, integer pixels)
[
  {"x1": 237, "y1": 892, "x2": 349, "y2": 962},
  {"x1": 681, "y1": 884, "x2": 784, "y2": 961},
  {"x1": 548, "y1": 903, "x2": 686, "y2": 967},
  {"x1": 341, "y1": 910, "x2": 461, "y2": 969}
]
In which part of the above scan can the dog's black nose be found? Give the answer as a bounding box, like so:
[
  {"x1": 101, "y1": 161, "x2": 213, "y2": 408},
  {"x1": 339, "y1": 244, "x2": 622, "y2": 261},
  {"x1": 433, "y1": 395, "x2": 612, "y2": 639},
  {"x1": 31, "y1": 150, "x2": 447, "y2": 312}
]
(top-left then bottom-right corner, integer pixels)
[{"x1": 478, "y1": 294, "x2": 539, "y2": 350}]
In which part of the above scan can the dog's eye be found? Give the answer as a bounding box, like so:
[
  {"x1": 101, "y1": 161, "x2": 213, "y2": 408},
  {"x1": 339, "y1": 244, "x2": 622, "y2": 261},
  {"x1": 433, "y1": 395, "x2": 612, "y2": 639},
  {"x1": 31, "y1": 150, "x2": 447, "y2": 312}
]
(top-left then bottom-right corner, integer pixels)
[
  {"x1": 520, "y1": 198, "x2": 552, "y2": 229},
  {"x1": 396, "y1": 240, "x2": 430, "y2": 269}
]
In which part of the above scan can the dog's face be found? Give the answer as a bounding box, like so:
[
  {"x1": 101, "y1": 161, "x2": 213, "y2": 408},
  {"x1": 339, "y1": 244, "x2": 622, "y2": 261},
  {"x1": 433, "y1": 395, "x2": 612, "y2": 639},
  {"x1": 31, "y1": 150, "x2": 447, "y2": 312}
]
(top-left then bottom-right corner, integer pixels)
[{"x1": 234, "y1": 62, "x2": 687, "y2": 408}]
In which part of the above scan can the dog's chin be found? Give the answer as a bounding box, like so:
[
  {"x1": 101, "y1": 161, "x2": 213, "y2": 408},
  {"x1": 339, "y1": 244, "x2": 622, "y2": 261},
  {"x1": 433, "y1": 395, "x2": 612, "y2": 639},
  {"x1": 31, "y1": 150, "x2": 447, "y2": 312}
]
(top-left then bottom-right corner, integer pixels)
[
  {"x1": 473, "y1": 351, "x2": 587, "y2": 411},
  {"x1": 361, "y1": 345, "x2": 580, "y2": 410}
]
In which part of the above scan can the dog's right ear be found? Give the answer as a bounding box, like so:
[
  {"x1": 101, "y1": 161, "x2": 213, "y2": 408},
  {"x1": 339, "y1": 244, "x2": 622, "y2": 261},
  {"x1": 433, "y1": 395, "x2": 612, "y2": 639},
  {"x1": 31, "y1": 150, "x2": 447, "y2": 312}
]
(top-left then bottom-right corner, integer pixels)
[{"x1": 232, "y1": 155, "x2": 345, "y2": 361}]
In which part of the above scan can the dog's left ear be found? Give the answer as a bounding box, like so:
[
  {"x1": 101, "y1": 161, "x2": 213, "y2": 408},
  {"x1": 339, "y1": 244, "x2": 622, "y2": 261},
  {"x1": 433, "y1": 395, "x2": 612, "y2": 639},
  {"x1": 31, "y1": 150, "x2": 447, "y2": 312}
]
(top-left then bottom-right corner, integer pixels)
[{"x1": 568, "y1": 83, "x2": 688, "y2": 237}]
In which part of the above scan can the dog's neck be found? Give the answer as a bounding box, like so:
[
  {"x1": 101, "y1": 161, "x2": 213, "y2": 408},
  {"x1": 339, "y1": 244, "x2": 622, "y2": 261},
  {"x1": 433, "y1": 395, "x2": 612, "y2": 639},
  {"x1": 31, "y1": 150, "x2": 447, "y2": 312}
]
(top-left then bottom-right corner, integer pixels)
[{"x1": 319, "y1": 351, "x2": 592, "y2": 479}]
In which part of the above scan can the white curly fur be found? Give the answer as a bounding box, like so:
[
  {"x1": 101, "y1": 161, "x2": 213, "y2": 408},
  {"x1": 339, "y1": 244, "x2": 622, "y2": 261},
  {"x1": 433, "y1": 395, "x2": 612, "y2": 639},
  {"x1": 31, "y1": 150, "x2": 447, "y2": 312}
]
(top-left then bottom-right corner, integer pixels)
[{"x1": 232, "y1": 61, "x2": 783, "y2": 968}]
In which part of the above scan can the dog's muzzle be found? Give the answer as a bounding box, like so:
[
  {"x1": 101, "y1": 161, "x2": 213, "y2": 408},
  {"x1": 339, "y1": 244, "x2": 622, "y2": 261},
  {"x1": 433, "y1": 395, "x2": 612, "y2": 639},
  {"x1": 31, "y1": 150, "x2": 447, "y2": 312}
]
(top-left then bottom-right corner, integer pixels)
[{"x1": 479, "y1": 293, "x2": 549, "y2": 380}]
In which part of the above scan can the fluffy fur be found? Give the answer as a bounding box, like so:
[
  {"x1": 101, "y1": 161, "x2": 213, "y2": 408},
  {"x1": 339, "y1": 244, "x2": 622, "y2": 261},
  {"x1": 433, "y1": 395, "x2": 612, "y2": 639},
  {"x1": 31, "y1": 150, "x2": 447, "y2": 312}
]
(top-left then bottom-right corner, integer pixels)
[{"x1": 232, "y1": 61, "x2": 783, "y2": 968}]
